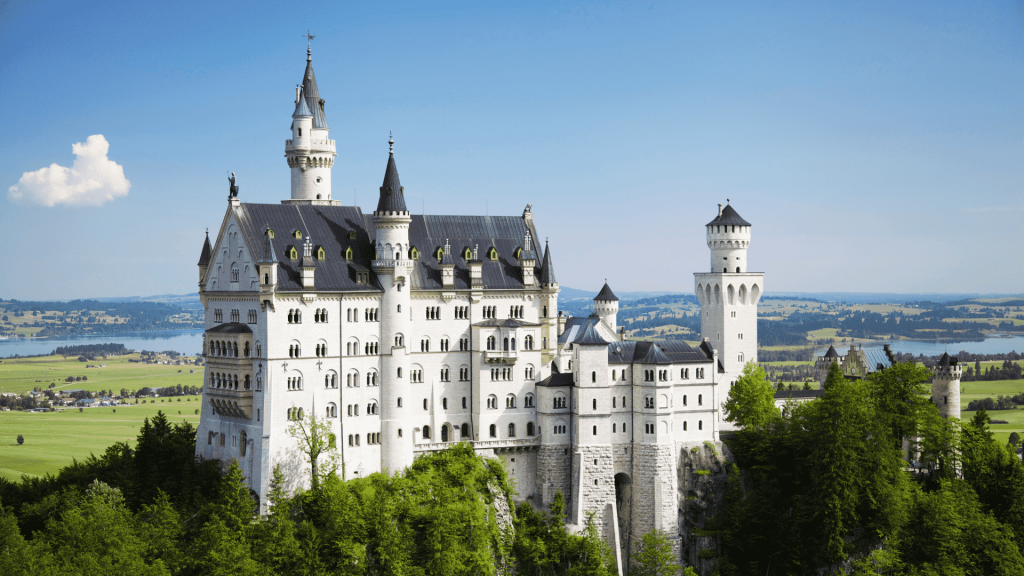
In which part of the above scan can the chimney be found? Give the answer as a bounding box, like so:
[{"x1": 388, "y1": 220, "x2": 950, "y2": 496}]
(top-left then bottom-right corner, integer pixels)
[
  {"x1": 295, "y1": 85, "x2": 301, "y2": 104},
  {"x1": 469, "y1": 243, "x2": 483, "y2": 288},
  {"x1": 441, "y1": 239, "x2": 455, "y2": 288},
  {"x1": 718, "y1": 203, "x2": 723, "y2": 217}
]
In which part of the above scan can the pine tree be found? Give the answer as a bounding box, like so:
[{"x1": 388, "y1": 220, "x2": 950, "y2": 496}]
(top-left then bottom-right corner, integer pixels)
[{"x1": 629, "y1": 529, "x2": 681, "y2": 576}]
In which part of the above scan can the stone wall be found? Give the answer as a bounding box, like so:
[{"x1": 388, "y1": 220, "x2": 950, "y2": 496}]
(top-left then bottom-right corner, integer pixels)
[
  {"x1": 537, "y1": 444, "x2": 571, "y2": 506},
  {"x1": 494, "y1": 449, "x2": 539, "y2": 502},
  {"x1": 569, "y1": 444, "x2": 616, "y2": 535}
]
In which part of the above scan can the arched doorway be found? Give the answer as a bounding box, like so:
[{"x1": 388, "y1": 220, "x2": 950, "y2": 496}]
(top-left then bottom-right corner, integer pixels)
[{"x1": 615, "y1": 472, "x2": 633, "y2": 564}]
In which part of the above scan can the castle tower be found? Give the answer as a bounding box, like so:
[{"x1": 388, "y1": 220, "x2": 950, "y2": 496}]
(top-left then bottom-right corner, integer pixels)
[
  {"x1": 694, "y1": 202, "x2": 763, "y2": 430},
  {"x1": 538, "y1": 240, "x2": 560, "y2": 359},
  {"x1": 373, "y1": 135, "x2": 414, "y2": 473},
  {"x1": 593, "y1": 281, "x2": 619, "y2": 335},
  {"x1": 814, "y1": 345, "x2": 842, "y2": 387},
  {"x1": 284, "y1": 45, "x2": 338, "y2": 204},
  {"x1": 932, "y1": 352, "x2": 962, "y2": 420},
  {"x1": 197, "y1": 231, "x2": 212, "y2": 285}
]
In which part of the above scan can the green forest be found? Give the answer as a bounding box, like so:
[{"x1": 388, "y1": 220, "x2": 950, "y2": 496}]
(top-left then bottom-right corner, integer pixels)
[{"x1": 4, "y1": 361, "x2": 1024, "y2": 575}]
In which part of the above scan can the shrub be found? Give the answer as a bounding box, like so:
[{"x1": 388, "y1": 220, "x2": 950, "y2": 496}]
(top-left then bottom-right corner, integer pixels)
[
  {"x1": 703, "y1": 440, "x2": 718, "y2": 455},
  {"x1": 694, "y1": 469, "x2": 711, "y2": 476},
  {"x1": 691, "y1": 446, "x2": 699, "y2": 453},
  {"x1": 78, "y1": 407, "x2": 83, "y2": 413},
  {"x1": 194, "y1": 409, "x2": 199, "y2": 415},
  {"x1": 697, "y1": 548, "x2": 718, "y2": 560},
  {"x1": 112, "y1": 409, "x2": 116, "y2": 413},
  {"x1": 16, "y1": 434, "x2": 24, "y2": 445}
]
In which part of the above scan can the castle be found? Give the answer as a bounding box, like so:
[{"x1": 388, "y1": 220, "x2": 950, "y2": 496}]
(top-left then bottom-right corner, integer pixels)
[{"x1": 192, "y1": 47, "x2": 956, "y2": 569}]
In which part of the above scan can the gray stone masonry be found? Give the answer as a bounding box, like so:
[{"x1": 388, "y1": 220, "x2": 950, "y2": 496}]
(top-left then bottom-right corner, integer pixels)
[
  {"x1": 537, "y1": 445, "x2": 571, "y2": 506},
  {"x1": 570, "y1": 444, "x2": 617, "y2": 539},
  {"x1": 677, "y1": 440, "x2": 734, "y2": 575}
]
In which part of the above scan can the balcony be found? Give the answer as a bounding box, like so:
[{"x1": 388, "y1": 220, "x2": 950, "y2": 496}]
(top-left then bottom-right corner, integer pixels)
[
  {"x1": 413, "y1": 436, "x2": 540, "y2": 453},
  {"x1": 484, "y1": 350, "x2": 518, "y2": 365}
]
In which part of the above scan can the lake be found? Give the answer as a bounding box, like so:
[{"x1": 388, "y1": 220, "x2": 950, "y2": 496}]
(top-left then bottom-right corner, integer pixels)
[
  {"x1": 815, "y1": 334, "x2": 1024, "y2": 358},
  {"x1": 0, "y1": 330, "x2": 205, "y2": 358}
]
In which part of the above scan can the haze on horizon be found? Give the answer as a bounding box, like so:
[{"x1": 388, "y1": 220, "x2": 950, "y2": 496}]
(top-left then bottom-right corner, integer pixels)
[{"x1": 1, "y1": 1, "x2": 1021, "y2": 302}]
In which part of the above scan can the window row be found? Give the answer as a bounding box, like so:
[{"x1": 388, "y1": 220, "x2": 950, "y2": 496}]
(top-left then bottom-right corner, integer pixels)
[
  {"x1": 484, "y1": 422, "x2": 535, "y2": 438},
  {"x1": 454, "y1": 306, "x2": 469, "y2": 319},
  {"x1": 210, "y1": 372, "x2": 250, "y2": 391},
  {"x1": 287, "y1": 407, "x2": 305, "y2": 421},
  {"x1": 287, "y1": 309, "x2": 302, "y2": 323},
  {"x1": 509, "y1": 305, "x2": 524, "y2": 319},
  {"x1": 486, "y1": 336, "x2": 522, "y2": 351},
  {"x1": 208, "y1": 339, "x2": 251, "y2": 358},
  {"x1": 485, "y1": 393, "x2": 535, "y2": 409},
  {"x1": 287, "y1": 377, "x2": 303, "y2": 391},
  {"x1": 345, "y1": 307, "x2": 381, "y2": 322},
  {"x1": 349, "y1": 433, "x2": 381, "y2": 446},
  {"x1": 425, "y1": 306, "x2": 441, "y2": 320},
  {"x1": 315, "y1": 343, "x2": 329, "y2": 357},
  {"x1": 346, "y1": 402, "x2": 378, "y2": 416},
  {"x1": 325, "y1": 374, "x2": 337, "y2": 388},
  {"x1": 314, "y1": 308, "x2": 329, "y2": 323},
  {"x1": 482, "y1": 306, "x2": 498, "y2": 319},
  {"x1": 288, "y1": 344, "x2": 302, "y2": 358}
]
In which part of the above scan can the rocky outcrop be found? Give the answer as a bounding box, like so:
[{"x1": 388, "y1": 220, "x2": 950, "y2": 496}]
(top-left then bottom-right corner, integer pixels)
[{"x1": 677, "y1": 440, "x2": 734, "y2": 575}]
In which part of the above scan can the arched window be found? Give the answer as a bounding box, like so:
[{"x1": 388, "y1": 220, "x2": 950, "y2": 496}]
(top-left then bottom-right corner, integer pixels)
[
  {"x1": 397, "y1": 398, "x2": 403, "y2": 408},
  {"x1": 240, "y1": 431, "x2": 247, "y2": 455},
  {"x1": 592, "y1": 371, "x2": 596, "y2": 383},
  {"x1": 441, "y1": 425, "x2": 450, "y2": 442},
  {"x1": 503, "y1": 337, "x2": 509, "y2": 351},
  {"x1": 345, "y1": 247, "x2": 353, "y2": 261},
  {"x1": 423, "y1": 425, "x2": 431, "y2": 440},
  {"x1": 527, "y1": 422, "x2": 535, "y2": 436},
  {"x1": 461, "y1": 423, "x2": 469, "y2": 438},
  {"x1": 592, "y1": 425, "x2": 597, "y2": 436},
  {"x1": 489, "y1": 424, "x2": 497, "y2": 438},
  {"x1": 508, "y1": 423, "x2": 516, "y2": 437}
]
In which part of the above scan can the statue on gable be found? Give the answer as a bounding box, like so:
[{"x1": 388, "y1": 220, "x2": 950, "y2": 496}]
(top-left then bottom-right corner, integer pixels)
[{"x1": 228, "y1": 172, "x2": 239, "y2": 198}]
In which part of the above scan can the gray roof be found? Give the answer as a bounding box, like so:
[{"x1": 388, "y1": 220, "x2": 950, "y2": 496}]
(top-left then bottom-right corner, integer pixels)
[
  {"x1": 376, "y1": 147, "x2": 407, "y2": 213},
  {"x1": 537, "y1": 373, "x2": 573, "y2": 387},
  {"x1": 573, "y1": 322, "x2": 608, "y2": 346},
  {"x1": 538, "y1": 241, "x2": 556, "y2": 285},
  {"x1": 558, "y1": 316, "x2": 600, "y2": 346},
  {"x1": 824, "y1": 345, "x2": 840, "y2": 359},
  {"x1": 594, "y1": 282, "x2": 618, "y2": 302},
  {"x1": 292, "y1": 89, "x2": 313, "y2": 117},
  {"x1": 707, "y1": 204, "x2": 751, "y2": 227},
  {"x1": 198, "y1": 232, "x2": 212, "y2": 266},
  {"x1": 606, "y1": 339, "x2": 712, "y2": 365},
  {"x1": 206, "y1": 322, "x2": 253, "y2": 334},
  {"x1": 300, "y1": 54, "x2": 328, "y2": 129},
  {"x1": 863, "y1": 348, "x2": 894, "y2": 373},
  {"x1": 259, "y1": 225, "x2": 277, "y2": 264},
  {"x1": 937, "y1": 352, "x2": 958, "y2": 368},
  {"x1": 233, "y1": 203, "x2": 543, "y2": 293}
]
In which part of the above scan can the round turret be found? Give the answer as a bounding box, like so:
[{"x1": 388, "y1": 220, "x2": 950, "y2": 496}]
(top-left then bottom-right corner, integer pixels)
[
  {"x1": 593, "y1": 281, "x2": 619, "y2": 335},
  {"x1": 706, "y1": 202, "x2": 751, "y2": 273},
  {"x1": 284, "y1": 47, "x2": 337, "y2": 203},
  {"x1": 931, "y1": 352, "x2": 962, "y2": 420}
]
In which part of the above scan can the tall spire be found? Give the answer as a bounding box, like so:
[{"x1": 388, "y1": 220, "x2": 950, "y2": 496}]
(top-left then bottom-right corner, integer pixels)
[
  {"x1": 539, "y1": 239, "x2": 557, "y2": 285},
  {"x1": 300, "y1": 42, "x2": 328, "y2": 129},
  {"x1": 376, "y1": 133, "x2": 407, "y2": 213},
  {"x1": 198, "y1": 230, "x2": 212, "y2": 266}
]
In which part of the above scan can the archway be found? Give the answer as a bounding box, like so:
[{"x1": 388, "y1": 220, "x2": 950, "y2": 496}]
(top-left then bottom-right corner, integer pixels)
[{"x1": 614, "y1": 472, "x2": 633, "y2": 564}]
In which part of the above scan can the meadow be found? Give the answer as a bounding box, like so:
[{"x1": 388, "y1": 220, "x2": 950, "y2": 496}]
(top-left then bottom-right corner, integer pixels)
[
  {"x1": 0, "y1": 353, "x2": 204, "y2": 395},
  {"x1": 0, "y1": 403, "x2": 201, "y2": 481}
]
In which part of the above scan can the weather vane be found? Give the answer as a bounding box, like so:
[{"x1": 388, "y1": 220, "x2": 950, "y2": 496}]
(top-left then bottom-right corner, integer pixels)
[{"x1": 304, "y1": 30, "x2": 315, "y2": 46}]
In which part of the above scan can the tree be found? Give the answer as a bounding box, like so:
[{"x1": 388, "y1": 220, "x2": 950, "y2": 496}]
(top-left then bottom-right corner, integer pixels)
[
  {"x1": 1010, "y1": 432, "x2": 1021, "y2": 448},
  {"x1": 723, "y1": 362, "x2": 780, "y2": 430},
  {"x1": 286, "y1": 412, "x2": 339, "y2": 491},
  {"x1": 16, "y1": 434, "x2": 24, "y2": 445},
  {"x1": 629, "y1": 529, "x2": 681, "y2": 576}
]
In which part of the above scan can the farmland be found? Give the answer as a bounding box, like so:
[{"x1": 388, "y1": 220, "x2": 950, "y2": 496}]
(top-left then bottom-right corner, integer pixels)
[
  {"x1": 0, "y1": 403, "x2": 201, "y2": 481},
  {"x1": 0, "y1": 352, "x2": 204, "y2": 396}
]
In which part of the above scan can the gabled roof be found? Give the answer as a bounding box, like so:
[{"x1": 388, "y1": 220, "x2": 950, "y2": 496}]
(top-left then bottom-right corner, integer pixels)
[
  {"x1": 594, "y1": 282, "x2": 618, "y2": 302},
  {"x1": 606, "y1": 339, "x2": 711, "y2": 365},
  {"x1": 537, "y1": 373, "x2": 574, "y2": 388},
  {"x1": 707, "y1": 203, "x2": 751, "y2": 227},
  {"x1": 376, "y1": 140, "x2": 407, "y2": 213},
  {"x1": 573, "y1": 322, "x2": 608, "y2": 346},
  {"x1": 474, "y1": 318, "x2": 541, "y2": 328},
  {"x1": 198, "y1": 232, "x2": 212, "y2": 266},
  {"x1": 300, "y1": 53, "x2": 328, "y2": 129},
  {"x1": 824, "y1": 345, "x2": 840, "y2": 359},
  {"x1": 232, "y1": 203, "x2": 544, "y2": 293},
  {"x1": 538, "y1": 240, "x2": 557, "y2": 285}
]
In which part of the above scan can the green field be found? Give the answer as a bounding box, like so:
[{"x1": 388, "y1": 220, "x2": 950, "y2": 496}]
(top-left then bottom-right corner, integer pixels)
[
  {"x1": 0, "y1": 404, "x2": 201, "y2": 481},
  {"x1": 0, "y1": 353, "x2": 204, "y2": 395}
]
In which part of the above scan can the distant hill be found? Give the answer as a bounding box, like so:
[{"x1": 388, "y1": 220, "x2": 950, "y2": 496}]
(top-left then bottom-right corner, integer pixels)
[{"x1": 87, "y1": 293, "x2": 202, "y2": 309}]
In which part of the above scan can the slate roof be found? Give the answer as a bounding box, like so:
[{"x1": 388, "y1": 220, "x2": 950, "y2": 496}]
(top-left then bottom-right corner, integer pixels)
[
  {"x1": 707, "y1": 204, "x2": 751, "y2": 227},
  {"x1": 573, "y1": 323, "x2": 608, "y2": 346},
  {"x1": 537, "y1": 373, "x2": 574, "y2": 387},
  {"x1": 594, "y1": 282, "x2": 618, "y2": 302},
  {"x1": 937, "y1": 352, "x2": 958, "y2": 367},
  {"x1": 198, "y1": 232, "x2": 212, "y2": 266},
  {"x1": 259, "y1": 225, "x2": 277, "y2": 264},
  {"x1": 376, "y1": 146, "x2": 407, "y2": 213},
  {"x1": 824, "y1": 345, "x2": 840, "y2": 359},
  {"x1": 300, "y1": 53, "x2": 328, "y2": 129},
  {"x1": 206, "y1": 322, "x2": 253, "y2": 334},
  {"x1": 234, "y1": 203, "x2": 543, "y2": 293},
  {"x1": 292, "y1": 89, "x2": 312, "y2": 118},
  {"x1": 559, "y1": 317, "x2": 600, "y2": 347},
  {"x1": 606, "y1": 339, "x2": 712, "y2": 365},
  {"x1": 863, "y1": 348, "x2": 894, "y2": 373},
  {"x1": 538, "y1": 241, "x2": 556, "y2": 285}
]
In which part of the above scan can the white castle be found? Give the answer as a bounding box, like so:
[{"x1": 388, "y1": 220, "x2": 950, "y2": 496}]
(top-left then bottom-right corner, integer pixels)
[{"x1": 193, "y1": 48, "x2": 956, "y2": 566}]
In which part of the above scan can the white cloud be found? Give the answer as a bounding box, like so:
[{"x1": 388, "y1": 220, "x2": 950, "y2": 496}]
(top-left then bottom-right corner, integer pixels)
[{"x1": 7, "y1": 135, "x2": 131, "y2": 207}]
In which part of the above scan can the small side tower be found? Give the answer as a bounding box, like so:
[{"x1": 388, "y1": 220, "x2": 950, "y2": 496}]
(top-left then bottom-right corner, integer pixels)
[
  {"x1": 198, "y1": 231, "x2": 212, "y2": 286},
  {"x1": 815, "y1": 345, "x2": 842, "y2": 387},
  {"x1": 538, "y1": 240, "x2": 560, "y2": 361},
  {"x1": 284, "y1": 44, "x2": 338, "y2": 204},
  {"x1": 932, "y1": 352, "x2": 962, "y2": 420},
  {"x1": 373, "y1": 134, "x2": 414, "y2": 473},
  {"x1": 593, "y1": 281, "x2": 619, "y2": 336}
]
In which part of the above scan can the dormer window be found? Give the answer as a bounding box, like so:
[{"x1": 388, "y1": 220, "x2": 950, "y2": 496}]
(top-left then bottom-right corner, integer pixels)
[
  {"x1": 487, "y1": 247, "x2": 498, "y2": 261},
  {"x1": 348, "y1": 230, "x2": 356, "y2": 240},
  {"x1": 293, "y1": 230, "x2": 303, "y2": 239},
  {"x1": 463, "y1": 247, "x2": 473, "y2": 260},
  {"x1": 435, "y1": 247, "x2": 444, "y2": 262},
  {"x1": 289, "y1": 247, "x2": 298, "y2": 260},
  {"x1": 317, "y1": 247, "x2": 325, "y2": 260},
  {"x1": 267, "y1": 229, "x2": 275, "y2": 239},
  {"x1": 345, "y1": 247, "x2": 353, "y2": 261},
  {"x1": 514, "y1": 247, "x2": 522, "y2": 259},
  {"x1": 410, "y1": 247, "x2": 419, "y2": 260}
]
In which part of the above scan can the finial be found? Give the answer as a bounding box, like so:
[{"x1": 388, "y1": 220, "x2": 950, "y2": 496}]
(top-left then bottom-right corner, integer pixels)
[
  {"x1": 304, "y1": 30, "x2": 315, "y2": 61},
  {"x1": 727, "y1": 198, "x2": 730, "y2": 204},
  {"x1": 389, "y1": 131, "x2": 394, "y2": 154},
  {"x1": 206, "y1": 228, "x2": 209, "y2": 236}
]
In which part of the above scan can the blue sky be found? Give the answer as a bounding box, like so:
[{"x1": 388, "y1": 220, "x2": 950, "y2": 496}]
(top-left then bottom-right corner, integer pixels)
[{"x1": 1, "y1": 0, "x2": 1021, "y2": 301}]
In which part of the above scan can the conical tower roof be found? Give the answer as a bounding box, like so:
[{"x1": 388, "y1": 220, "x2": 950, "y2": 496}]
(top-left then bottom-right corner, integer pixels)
[
  {"x1": 198, "y1": 232, "x2": 212, "y2": 266},
  {"x1": 538, "y1": 240, "x2": 557, "y2": 285},
  {"x1": 594, "y1": 282, "x2": 618, "y2": 302},
  {"x1": 376, "y1": 135, "x2": 407, "y2": 213},
  {"x1": 293, "y1": 87, "x2": 312, "y2": 118},
  {"x1": 301, "y1": 48, "x2": 328, "y2": 129},
  {"x1": 824, "y1": 345, "x2": 840, "y2": 359},
  {"x1": 707, "y1": 203, "x2": 751, "y2": 227}
]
